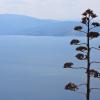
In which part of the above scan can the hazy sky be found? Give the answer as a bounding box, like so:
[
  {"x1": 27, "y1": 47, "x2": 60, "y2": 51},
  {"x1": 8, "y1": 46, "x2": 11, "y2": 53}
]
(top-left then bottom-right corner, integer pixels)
[{"x1": 0, "y1": 0, "x2": 99, "y2": 20}]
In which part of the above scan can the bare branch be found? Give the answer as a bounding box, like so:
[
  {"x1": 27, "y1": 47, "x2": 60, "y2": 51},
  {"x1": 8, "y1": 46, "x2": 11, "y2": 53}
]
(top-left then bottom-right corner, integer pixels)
[
  {"x1": 78, "y1": 83, "x2": 86, "y2": 87},
  {"x1": 72, "y1": 67, "x2": 87, "y2": 70},
  {"x1": 75, "y1": 91, "x2": 86, "y2": 95},
  {"x1": 77, "y1": 43, "x2": 87, "y2": 45},
  {"x1": 90, "y1": 47, "x2": 100, "y2": 50},
  {"x1": 72, "y1": 43, "x2": 87, "y2": 46},
  {"x1": 90, "y1": 61, "x2": 100, "y2": 64},
  {"x1": 89, "y1": 26, "x2": 97, "y2": 30},
  {"x1": 77, "y1": 30, "x2": 87, "y2": 34},
  {"x1": 91, "y1": 88, "x2": 100, "y2": 91},
  {"x1": 64, "y1": 66, "x2": 87, "y2": 70},
  {"x1": 89, "y1": 17, "x2": 93, "y2": 21}
]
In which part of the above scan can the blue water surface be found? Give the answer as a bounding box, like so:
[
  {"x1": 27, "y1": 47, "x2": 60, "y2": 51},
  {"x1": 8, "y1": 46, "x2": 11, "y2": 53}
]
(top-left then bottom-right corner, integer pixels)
[{"x1": 0, "y1": 36, "x2": 99, "y2": 100}]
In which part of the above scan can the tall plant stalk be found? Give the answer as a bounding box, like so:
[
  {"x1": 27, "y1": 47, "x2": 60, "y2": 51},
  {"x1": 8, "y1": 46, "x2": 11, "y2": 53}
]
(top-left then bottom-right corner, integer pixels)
[
  {"x1": 64, "y1": 9, "x2": 100, "y2": 100},
  {"x1": 86, "y1": 15, "x2": 90, "y2": 100}
]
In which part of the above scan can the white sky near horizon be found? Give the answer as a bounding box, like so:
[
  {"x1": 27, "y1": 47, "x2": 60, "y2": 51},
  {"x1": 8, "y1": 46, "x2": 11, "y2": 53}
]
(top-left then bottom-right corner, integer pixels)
[{"x1": 0, "y1": 0, "x2": 100, "y2": 20}]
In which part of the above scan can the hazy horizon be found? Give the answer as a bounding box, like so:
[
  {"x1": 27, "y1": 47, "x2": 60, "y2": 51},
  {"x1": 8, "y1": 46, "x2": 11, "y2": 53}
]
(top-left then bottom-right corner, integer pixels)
[{"x1": 0, "y1": 0, "x2": 99, "y2": 20}]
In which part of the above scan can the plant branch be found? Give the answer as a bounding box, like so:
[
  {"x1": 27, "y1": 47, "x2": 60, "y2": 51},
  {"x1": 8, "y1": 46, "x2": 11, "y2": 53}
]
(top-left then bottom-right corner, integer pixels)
[
  {"x1": 90, "y1": 88, "x2": 100, "y2": 91},
  {"x1": 90, "y1": 61, "x2": 100, "y2": 64},
  {"x1": 89, "y1": 26, "x2": 98, "y2": 31},
  {"x1": 77, "y1": 30, "x2": 87, "y2": 34},
  {"x1": 72, "y1": 67, "x2": 87, "y2": 70},
  {"x1": 90, "y1": 47, "x2": 100, "y2": 50},
  {"x1": 75, "y1": 91, "x2": 86, "y2": 95},
  {"x1": 78, "y1": 83, "x2": 86, "y2": 87},
  {"x1": 77, "y1": 43, "x2": 87, "y2": 45}
]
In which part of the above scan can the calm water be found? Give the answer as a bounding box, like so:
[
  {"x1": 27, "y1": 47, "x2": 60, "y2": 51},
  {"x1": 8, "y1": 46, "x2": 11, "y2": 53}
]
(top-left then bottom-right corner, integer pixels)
[{"x1": 0, "y1": 36, "x2": 99, "y2": 100}]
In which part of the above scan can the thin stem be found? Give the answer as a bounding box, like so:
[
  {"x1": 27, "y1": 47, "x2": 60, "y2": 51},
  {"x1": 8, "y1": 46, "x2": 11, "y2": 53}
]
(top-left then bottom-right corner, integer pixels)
[
  {"x1": 90, "y1": 88, "x2": 100, "y2": 91},
  {"x1": 89, "y1": 18, "x2": 93, "y2": 22},
  {"x1": 77, "y1": 43, "x2": 87, "y2": 45},
  {"x1": 89, "y1": 26, "x2": 98, "y2": 31},
  {"x1": 78, "y1": 30, "x2": 87, "y2": 34},
  {"x1": 78, "y1": 83, "x2": 86, "y2": 87},
  {"x1": 90, "y1": 47, "x2": 100, "y2": 50},
  {"x1": 75, "y1": 91, "x2": 86, "y2": 95},
  {"x1": 72, "y1": 67, "x2": 87, "y2": 70},
  {"x1": 90, "y1": 61, "x2": 100, "y2": 64},
  {"x1": 86, "y1": 17, "x2": 91, "y2": 100}
]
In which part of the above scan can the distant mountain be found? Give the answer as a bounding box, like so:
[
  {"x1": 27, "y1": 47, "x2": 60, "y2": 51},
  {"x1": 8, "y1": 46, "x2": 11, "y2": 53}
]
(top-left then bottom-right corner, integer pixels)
[{"x1": 0, "y1": 14, "x2": 99, "y2": 36}]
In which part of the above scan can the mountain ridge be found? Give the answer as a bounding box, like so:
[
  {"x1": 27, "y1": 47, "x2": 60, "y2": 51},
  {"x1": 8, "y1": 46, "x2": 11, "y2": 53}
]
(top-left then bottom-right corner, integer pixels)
[{"x1": 0, "y1": 14, "x2": 99, "y2": 36}]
